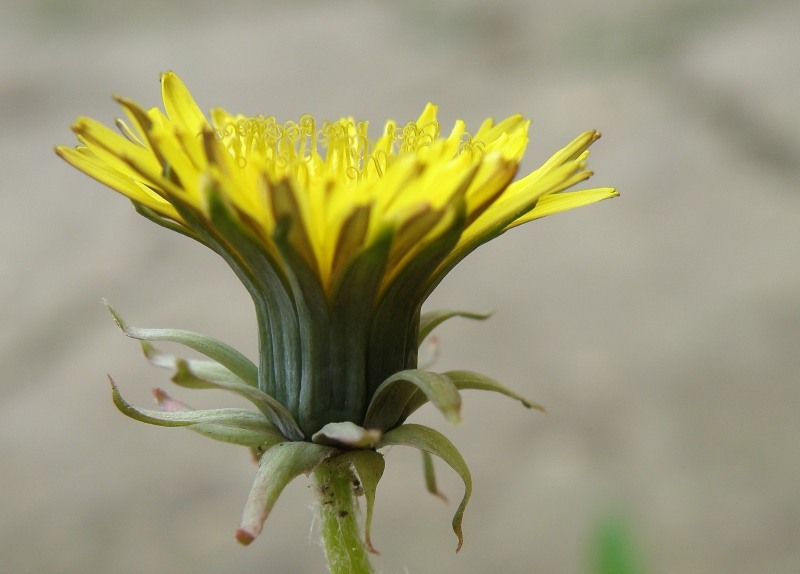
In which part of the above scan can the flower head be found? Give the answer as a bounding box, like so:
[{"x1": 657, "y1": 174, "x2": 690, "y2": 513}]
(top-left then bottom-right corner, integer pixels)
[
  {"x1": 57, "y1": 72, "x2": 616, "y2": 554},
  {"x1": 60, "y1": 73, "x2": 612, "y2": 295}
]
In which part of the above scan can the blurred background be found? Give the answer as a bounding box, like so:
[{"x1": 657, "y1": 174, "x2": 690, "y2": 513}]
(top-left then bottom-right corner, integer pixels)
[{"x1": 2, "y1": 0, "x2": 799, "y2": 572}]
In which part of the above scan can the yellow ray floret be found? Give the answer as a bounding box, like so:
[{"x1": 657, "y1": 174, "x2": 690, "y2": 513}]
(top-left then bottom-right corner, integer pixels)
[{"x1": 57, "y1": 72, "x2": 617, "y2": 296}]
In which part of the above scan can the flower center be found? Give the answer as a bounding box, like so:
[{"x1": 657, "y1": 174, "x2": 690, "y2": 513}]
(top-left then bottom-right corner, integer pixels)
[{"x1": 212, "y1": 113, "x2": 483, "y2": 187}]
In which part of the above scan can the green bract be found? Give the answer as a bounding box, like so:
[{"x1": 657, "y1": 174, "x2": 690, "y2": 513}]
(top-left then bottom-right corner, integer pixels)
[{"x1": 107, "y1": 303, "x2": 539, "y2": 550}]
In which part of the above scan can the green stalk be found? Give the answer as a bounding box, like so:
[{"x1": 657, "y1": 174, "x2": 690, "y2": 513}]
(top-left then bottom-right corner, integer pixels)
[{"x1": 313, "y1": 458, "x2": 374, "y2": 574}]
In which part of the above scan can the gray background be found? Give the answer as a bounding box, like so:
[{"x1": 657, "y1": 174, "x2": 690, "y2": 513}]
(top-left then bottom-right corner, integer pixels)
[{"x1": 2, "y1": 0, "x2": 799, "y2": 572}]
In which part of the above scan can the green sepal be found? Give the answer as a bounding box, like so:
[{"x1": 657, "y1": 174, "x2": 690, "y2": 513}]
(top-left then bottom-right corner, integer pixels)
[
  {"x1": 152, "y1": 388, "x2": 287, "y2": 449},
  {"x1": 378, "y1": 423, "x2": 472, "y2": 552},
  {"x1": 312, "y1": 422, "x2": 382, "y2": 449},
  {"x1": 403, "y1": 370, "x2": 544, "y2": 420},
  {"x1": 236, "y1": 441, "x2": 336, "y2": 545},
  {"x1": 105, "y1": 301, "x2": 258, "y2": 387},
  {"x1": 328, "y1": 205, "x2": 371, "y2": 287},
  {"x1": 418, "y1": 308, "x2": 492, "y2": 347},
  {"x1": 141, "y1": 340, "x2": 245, "y2": 386},
  {"x1": 324, "y1": 224, "x2": 395, "y2": 434},
  {"x1": 132, "y1": 201, "x2": 205, "y2": 245},
  {"x1": 186, "y1": 423, "x2": 283, "y2": 449},
  {"x1": 131, "y1": 187, "x2": 284, "y2": 399},
  {"x1": 171, "y1": 359, "x2": 304, "y2": 441},
  {"x1": 366, "y1": 200, "x2": 468, "y2": 399},
  {"x1": 143, "y1": 344, "x2": 305, "y2": 440},
  {"x1": 363, "y1": 369, "x2": 462, "y2": 432},
  {"x1": 421, "y1": 450, "x2": 448, "y2": 502},
  {"x1": 335, "y1": 450, "x2": 386, "y2": 554},
  {"x1": 271, "y1": 214, "x2": 334, "y2": 437},
  {"x1": 110, "y1": 378, "x2": 284, "y2": 446},
  {"x1": 200, "y1": 182, "x2": 299, "y2": 412}
]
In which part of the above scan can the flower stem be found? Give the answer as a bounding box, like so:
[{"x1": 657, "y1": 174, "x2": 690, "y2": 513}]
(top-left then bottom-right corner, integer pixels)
[{"x1": 314, "y1": 458, "x2": 374, "y2": 574}]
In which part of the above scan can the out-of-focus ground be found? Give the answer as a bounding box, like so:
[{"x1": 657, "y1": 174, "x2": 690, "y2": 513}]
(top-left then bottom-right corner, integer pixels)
[{"x1": 2, "y1": 0, "x2": 799, "y2": 572}]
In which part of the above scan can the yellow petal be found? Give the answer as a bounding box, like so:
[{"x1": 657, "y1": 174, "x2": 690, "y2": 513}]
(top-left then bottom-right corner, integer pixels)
[
  {"x1": 506, "y1": 187, "x2": 618, "y2": 228},
  {"x1": 459, "y1": 159, "x2": 587, "y2": 248},
  {"x1": 415, "y1": 103, "x2": 438, "y2": 128},
  {"x1": 161, "y1": 71, "x2": 209, "y2": 135},
  {"x1": 72, "y1": 117, "x2": 162, "y2": 186},
  {"x1": 463, "y1": 153, "x2": 519, "y2": 224},
  {"x1": 475, "y1": 113, "x2": 525, "y2": 143},
  {"x1": 56, "y1": 145, "x2": 182, "y2": 221},
  {"x1": 537, "y1": 130, "x2": 601, "y2": 173}
]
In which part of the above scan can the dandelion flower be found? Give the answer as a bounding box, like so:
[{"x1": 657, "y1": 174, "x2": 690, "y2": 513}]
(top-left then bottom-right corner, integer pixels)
[{"x1": 57, "y1": 72, "x2": 616, "y2": 571}]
